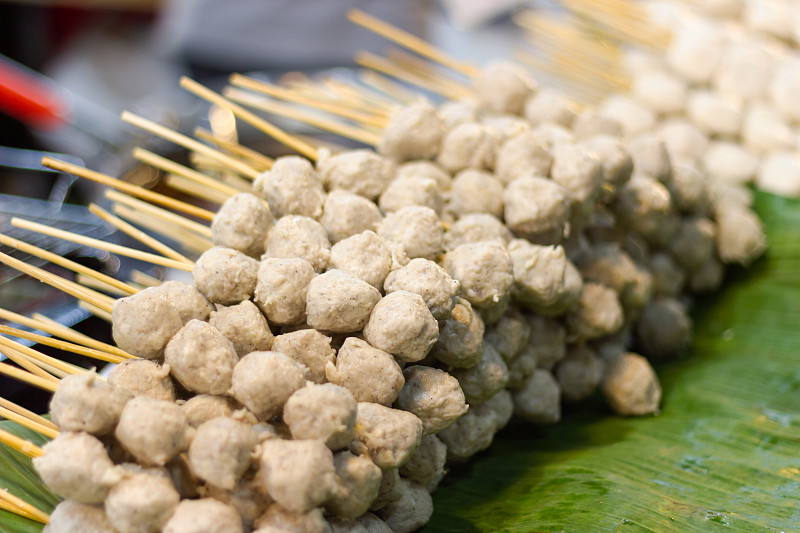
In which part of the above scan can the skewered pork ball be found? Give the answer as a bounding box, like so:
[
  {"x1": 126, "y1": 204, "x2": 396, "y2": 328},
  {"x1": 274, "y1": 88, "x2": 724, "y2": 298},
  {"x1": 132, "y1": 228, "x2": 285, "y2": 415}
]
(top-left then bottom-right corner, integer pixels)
[
  {"x1": 444, "y1": 241, "x2": 513, "y2": 309},
  {"x1": 164, "y1": 319, "x2": 239, "y2": 395},
  {"x1": 317, "y1": 149, "x2": 396, "y2": 200},
  {"x1": 378, "y1": 101, "x2": 446, "y2": 161},
  {"x1": 321, "y1": 189, "x2": 384, "y2": 243},
  {"x1": 503, "y1": 175, "x2": 571, "y2": 244},
  {"x1": 443, "y1": 213, "x2": 512, "y2": 250},
  {"x1": 495, "y1": 129, "x2": 552, "y2": 184},
  {"x1": 49, "y1": 372, "x2": 129, "y2": 436},
  {"x1": 328, "y1": 231, "x2": 393, "y2": 290},
  {"x1": 451, "y1": 343, "x2": 509, "y2": 404},
  {"x1": 399, "y1": 434, "x2": 447, "y2": 490},
  {"x1": 383, "y1": 258, "x2": 459, "y2": 320},
  {"x1": 115, "y1": 396, "x2": 191, "y2": 466},
  {"x1": 378, "y1": 205, "x2": 443, "y2": 261},
  {"x1": 156, "y1": 280, "x2": 214, "y2": 324},
  {"x1": 193, "y1": 247, "x2": 259, "y2": 305},
  {"x1": 351, "y1": 402, "x2": 423, "y2": 469},
  {"x1": 163, "y1": 498, "x2": 243, "y2": 533},
  {"x1": 306, "y1": 270, "x2": 382, "y2": 333},
  {"x1": 254, "y1": 257, "x2": 315, "y2": 325},
  {"x1": 376, "y1": 479, "x2": 434, "y2": 533},
  {"x1": 513, "y1": 369, "x2": 562, "y2": 424},
  {"x1": 602, "y1": 352, "x2": 662, "y2": 416},
  {"x1": 396, "y1": 366, "x2": 468, "y2": 434},
  {"x1": 257, "y1": 439, "x2": 337, "y2": 513},
  {"x1": 484, "y1": 310, "x2": 530, "y2": 362},
  {"x1": 108, "y1": 359, "x2": 176, "y2": 402},
  {"x1": 327, "y1": 451, "x2": 383, "y2": 519},
  {"x1": 210, "y1": 299, "x2": 274, "y2": 357},
  {"x1": 212, "y1": 192, "x2": 274, "y2": 257},
  {"x1": 369, "y1": 468, "x2": 403, "y2": 512},
  {"x1": 253, "y1": 505, "x2": 328, "y2": 533},
  {"x1": 363, "y1": 290, "x2": 439, "y2": 363},
  {"x1": 507, "y1": 240, "x2": 582, "y2": 316},
  {"x1": 45, "y1": 500, "x2": 117, "y2": 533},
  {"x1": 474, "y1": 61, "x2": 533, "y2": 115},
  {"x1": 432, "y1": 297, "x2": 485, "y2": 368},
  {"x1": 283, "y1": 383, "x2": 357, "y2": 449},
  {"x1": 327, "y1": 337, "x2": 404, "y2": 406},
  {"x1": 180, "y1": 394, "x2": 236, "y2": 428},
  {"x1": 255, "y1": 155, "x2": 326, "y2": 220},
  {"x1": 111, "y1": 285, "x2": 183, "y2": 360},
  {"x1": 379, "y1": 175, "x2": 444, "y2": 215},
  {"x1": 555, "y1": 345, "x2": 604, "y2": 403},
  {"x1": 34, "y1": 431, "x2": 122, "y2": 504},
  {"x1": 188, "y1": 416, "x2": 258, "y2": 489},
  {"x1": 565, "y1": 282, "x2": 625, "y2": 343},
  {"x1": 396, "y1": 160, "x2": 452, "y2": 191},
  {"x1": 272, "y1": 328, "x2": 336, "y2": 384},
  {"x1": 448, "y1": 169, "x2": 504, "y2": 219},
  {"x1": 231, "y1": 351, "x2": 307, "y2": 420},
  {"x1": 264, "y1": 215, "x2": 331, "y2": 273},
  {"x1": 436, "y1": 122, "x2": 496, "y2": 174},
  {"x1": 105, "y1": 471, "x2": 180, "y2": 533}
]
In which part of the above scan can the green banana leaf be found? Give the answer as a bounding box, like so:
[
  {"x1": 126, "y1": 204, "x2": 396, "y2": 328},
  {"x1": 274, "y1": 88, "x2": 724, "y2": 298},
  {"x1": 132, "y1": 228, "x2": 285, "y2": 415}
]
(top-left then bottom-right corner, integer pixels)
[{"x1": 1, "y1": 191, "x2": 799, "y2": 533}]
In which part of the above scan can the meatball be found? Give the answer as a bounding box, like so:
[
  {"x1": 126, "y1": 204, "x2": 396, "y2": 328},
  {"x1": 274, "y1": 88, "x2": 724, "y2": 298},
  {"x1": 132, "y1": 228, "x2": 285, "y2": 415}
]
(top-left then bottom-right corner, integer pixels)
[
  {"x1": 378, "y1": 101, "x2": 446, "y2": 162},
  {"x1": 115, "y1": 396, "x2": 190, "y2": 466},
  {"x1": 306, "y1": 270, "x2": 382, "y2": 333},
  {"x1": 49, "y1": 372, "x2": 128, "y2": 436},
  {"x1": 363, "y1": 291, "x2": 439, "y2": 363},
  {"x1": 210, "y1": 300, "x2": 274, "y2": 357},
  {"x1": 193, "y1": 247, "x2": 258, "y2": 305},
  {"x1": 263, "y1": 215, "x2": 331, "y2": 273},
  {"x1": 231, "y1": 351, "x2": 307, "y2": 420},
  {"x1": 254, "y1": 257, "x2": 315, "y2": 325},
  {"x1": 321, "y1": 189, "x2": 383, "y2": 243},
  {"x1": 211, "y1": 192, "x2": 273, "y2": 257},
  {"x1": 164, "y1": 320, "x2": 238, "y2": 395},
  {"x1": 111, "y1": 285, "x2": 183, "y2": 360},
  {"x1": 255, "y1": 155, "x2": 326, "y2": 220}
]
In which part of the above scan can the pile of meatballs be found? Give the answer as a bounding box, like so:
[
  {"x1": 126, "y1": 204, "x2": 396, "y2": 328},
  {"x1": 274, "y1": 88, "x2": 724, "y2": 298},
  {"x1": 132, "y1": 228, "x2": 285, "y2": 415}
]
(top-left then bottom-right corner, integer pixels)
[{"x1": 34, "y1": 61, "x2": 766, "y2": 533}]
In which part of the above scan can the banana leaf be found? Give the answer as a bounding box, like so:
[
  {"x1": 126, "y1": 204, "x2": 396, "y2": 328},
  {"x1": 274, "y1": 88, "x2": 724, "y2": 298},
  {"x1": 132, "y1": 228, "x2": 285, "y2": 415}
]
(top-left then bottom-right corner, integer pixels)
[{"x1": 1, "y1": 191, "x2": 799, "y2": 533}]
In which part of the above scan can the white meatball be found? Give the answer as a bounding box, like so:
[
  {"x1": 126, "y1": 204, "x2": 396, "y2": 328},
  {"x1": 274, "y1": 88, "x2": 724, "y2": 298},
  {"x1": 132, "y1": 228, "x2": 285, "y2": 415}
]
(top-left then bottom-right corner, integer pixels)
[
  {"x1": 495, "y1": 129, "x2": 552, "y2": 185},
  {"x1": 443, "y1": 213, "x2": 512, "y2": 250},
  {"x1": 258, "y1": 439, "x2": 336, "y2": 513},
  {"x1": 189, "y1": 416, "x2": 258, "y2": 489},
  {"x1": 448, "y1": 169, "x2": 504, "y2": 219},
  {"x1": 165, "y1": 320, "x2": 238, "y2": 395},
  {"x1": 156, "y1": 280, "x2": 214, "y2": 325},
  {"x1": 351, "y1": 402, "x2": 423, "y2": 469},
  {"x1": 329, "y1": 231, "x2": 393, "y2": 289},
  {"x1": 105, "y1": 471, "x2": 180, "y2": 533},
  {"x1": 376, "y1": 479, "x2": 434, "y2": 533},
  {"x1": 686, "y1": 90, "x2": 742, "y2": 137},
  {"x1": 378, "y1": 101, "x2": 446, "y2": 161},
  {"x1": 436, "y1": 122, "x2": 496, "y2": 174},
  {"x1": 602, "y1": 352, "x2": 661, "y2": 416},
  {"x1": 507, "y1": 240, "x2": 582, "y2": 316},
  {"x1": 396, "y1": 366, "x2": 468, "y2": 434},
  {"x1": 254, "y1": 257, "x2": 315, "y2": 325},
  {"x1": 231, "y1": 351, "x2": 306, "y2": 420},
  {"x1": 210, "y1": 300, "x2": 274, "y2": 357},
  {"x1": 108, "y1": 359, "x2": 175, "y2": 402},
  {"x1": 255, "y1": 155, "x2": 326, "y2": 219},
  {"x1": 452, "y1": 343, "x2": 509, "y2": 404},
  {"x1": 284, "y1": 383, "x2": 357, "y2": 449},
  {"x1": 396, "y1": 160, "x2": 452, "y2": 191},
  {"x1": 264, "y1": 215, "x2": 331, "y2": 273},
  {"x1": 378, "y1": 206, "x2": 443, "y2": 261},
  {"x1": 49, "y1": 373, "x2": 128, "y2": 436},
  {"x1": 504, "y1": 175, "x2": 571, "y2": 244},
  {"x1": 474, "y1": 62, "x2": 533, "y2": 115},
  {"x1": 524, "y1": 88, "x2": 576, "y2": 127},
  {"x1": 364, "y1": 290, "x2": 439, "y2": 363},
  {"x1": 111, "y1": 286, "x2": 183, "y2": 360},
  {"x1": 212, "y1": 192, "x2": 273, "y2": 257},
  {"x1": 193, "y1": 247, "x2": 258, "y2": 305},
  {"x1": 163, "y1": 498, "x2": 243, "y2": 533},
  {"x1": 272, "y1": 329, "x2": 336, "y2": 384},
  {"x1": 378, "y1": 175, "x2": 443, "y2": 215},
  {"x1": 34, "y1": 431, "x2": 121, "y2": 503},
  {"x1": 433, "y1": 297, "x2": 485, "y2": 368},
  {"x1": 327, "y1": 337, "x2": 404, "y2": 406},
  {"x1": 115, "y1": 396, "x2": 190, "y2": 466},
  {"x1": 383, "y1": 258, "x2": 459, "y2": 320},
  {"x1": 318, "y1": 149, "x2": 396, "y2": 200},
  {"x1": 320, "y1": 189, "x2": 383, "y2": 243},
  {"x1": 512, "y1": 369, "x2": 561, "y2": 424},
  {"x1": 444, "y1": 241, "x2": 513, "y2": 309},
  {"x1": 702, "y1": 141, "x2": 759, "y2": 184},
  {"x1": 306, "y1": 270, "x2": 382, "y2": 333}
]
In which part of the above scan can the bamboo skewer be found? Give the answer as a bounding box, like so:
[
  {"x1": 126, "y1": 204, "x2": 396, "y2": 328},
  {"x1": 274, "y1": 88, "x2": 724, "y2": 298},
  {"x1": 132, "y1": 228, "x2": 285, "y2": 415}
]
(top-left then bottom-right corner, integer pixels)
[
  {"x1": 11, "y1": 218, "x2": 194, "y2": 273},
  {"x1": 0, "y1": 487, "x2": 49, "y2": 524},
  {"x1": 0, "y1": 427, "x2": 44, "y2": 458},
  {"x1": 230, "y1": 74, "x2": 389, "y2": 129},
  {"x1": 0, "y1": 232, "x2": 138, "y2": 297},
  {"x1": 88, "y1": 203, "x2": 193, "y2": 266},
  {"x1": 226, "y1": 89, "x2": 383, "y2": 146},
  {"x1": 111, "y1": 204, "x2": 212, "y2": 256},
  {"x1": 314, "y1": 78, "x2": 396, "y2": 115},
  {"x1": 80, "y1": 301, "x2": 113, "y2": 323},
  {"x1": 105, "y1": 190, "x2": 213, "y2": 241},
  {"x1": 0, "y1": 324, "x2": 126, "y2": 365},
  {"x1": 0, "y1": 364, "x2": 57, "y2": 392},
  {"x1": 121, "y1": 112, "x2": 261, "y2": 181},
  {"x1": 347, "y1": 9, "x2": 478, "y2": 77},
  {"x1": 358, "y1": 70, "x2": 419, "y2": 104},
  {"x1": 180, "y1": 77, "x2": 320, "y2": 161},
  {"x1": 0, "y1": 406, "x2": 58, "y2": 439},
  {"x1": 128, "y1": 269, "x2": 161, "y2": 288},
  {"x1": 0, "y1": 345, "x2": 58, "y2": 382},
  {"x1": 0, "y1": 251, "x2": 114, "y2": 313},
  {"x1": 164, "y1": 175, "x2": 231, "y2": 205},
  {"x1": 355, "y1": 51, "x2": 471, "y2": 101},
  {"x1": 0, "y1": 335, "x2": 87, "y2": 379},
  {"x1": 28, "y1": 312, "x2": 133, "y2": 359},
  {"x1": 193, "y1": 128, "x2": 274, "y2": 172},
  {"x1": 0, "y1": 398, "x2": 58, "y2": 432},
  {"x1": 133, "y1": 148, "x2": 243, "y2": 198},
  {"x1": 386, "y1": 48, "x2": 475, "y2": 96},
  {"x1": 40, "y1": 157, "x2": 216, "y2": 222}
]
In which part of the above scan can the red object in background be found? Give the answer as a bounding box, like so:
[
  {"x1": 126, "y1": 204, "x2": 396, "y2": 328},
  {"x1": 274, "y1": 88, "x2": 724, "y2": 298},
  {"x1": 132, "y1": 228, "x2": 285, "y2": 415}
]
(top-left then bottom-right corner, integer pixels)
[{"x1": 0, "y1": 54, "x2": 68, "y2": 131}]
